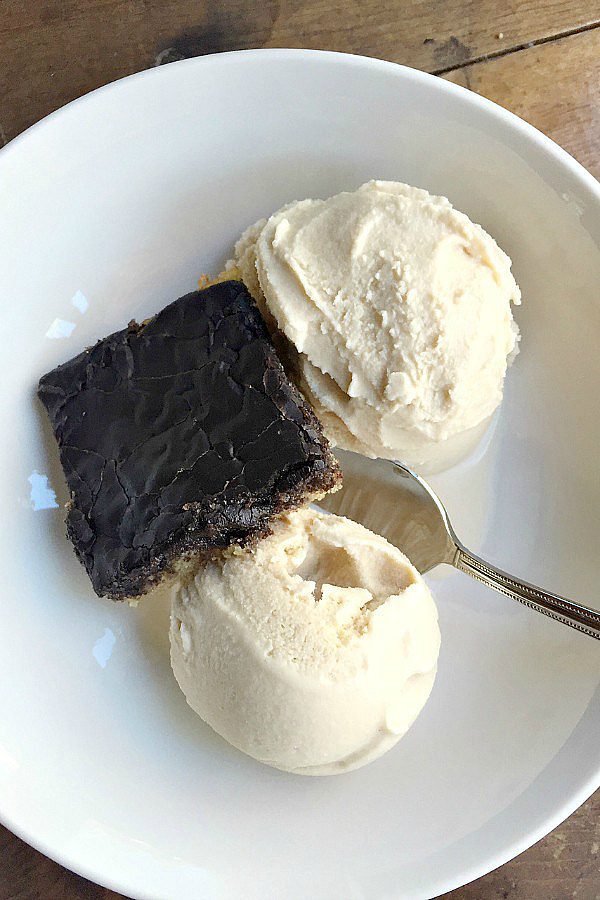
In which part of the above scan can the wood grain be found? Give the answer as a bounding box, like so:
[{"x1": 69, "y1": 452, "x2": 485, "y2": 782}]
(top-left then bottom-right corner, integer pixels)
[
  {"x1": 443, "y1": 25, "x2": 600, "y2": 178},
  {"x1": 1, "y1": 1, "x2": 599, "y2": 898},
  {"x1": 0, "y1": 0, "x2": 599, "y2": 145}
]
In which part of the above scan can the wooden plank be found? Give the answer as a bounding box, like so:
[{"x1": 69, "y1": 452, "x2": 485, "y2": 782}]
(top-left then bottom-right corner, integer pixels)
[
  {"x1": 1, "y1": 0, "x2": 599, "y2": 145},
  {"x1": 443, "y1": 25, "x2": 600, "y2": 178}
]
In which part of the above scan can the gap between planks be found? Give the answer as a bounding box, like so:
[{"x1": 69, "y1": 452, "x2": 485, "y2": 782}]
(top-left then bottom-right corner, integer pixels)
[{"x1": 431, "y1": 17, "x2": 600, "y2": 75}]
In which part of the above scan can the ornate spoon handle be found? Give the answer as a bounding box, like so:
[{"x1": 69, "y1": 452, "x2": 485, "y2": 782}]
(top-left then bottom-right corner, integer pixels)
[{"x1": 454, "y1": 544, "x2": 600, "y2": 640}]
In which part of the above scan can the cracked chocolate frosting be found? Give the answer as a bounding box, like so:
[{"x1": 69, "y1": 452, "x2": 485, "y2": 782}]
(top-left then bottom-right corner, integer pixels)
[{"x1": 38, "y1": 280, "x2": 341, "y2": 599}]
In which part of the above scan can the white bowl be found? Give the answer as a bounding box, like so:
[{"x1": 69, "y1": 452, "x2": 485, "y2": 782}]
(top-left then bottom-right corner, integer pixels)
[{"x1": 0, "y1": 50, "x2": 598, "y2": 900}]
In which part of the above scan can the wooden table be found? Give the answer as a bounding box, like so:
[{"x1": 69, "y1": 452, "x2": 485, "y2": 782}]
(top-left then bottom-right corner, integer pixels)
[{"x1": 1, "y1": 3, "x2": 598, "y2": 898}]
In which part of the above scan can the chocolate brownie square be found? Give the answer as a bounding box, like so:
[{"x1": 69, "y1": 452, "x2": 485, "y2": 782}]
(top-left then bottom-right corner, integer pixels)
[{"x1": 38, "y1": 281, "x2": 341, "y2": 599}]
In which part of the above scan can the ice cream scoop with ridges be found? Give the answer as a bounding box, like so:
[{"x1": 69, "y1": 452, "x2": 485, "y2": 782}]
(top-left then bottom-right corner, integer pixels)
[
  {"x1": 229, "y1": 180, "x2": 521, "y2": 471},
  {"x1": 170, "y1": 508, "x2": 440, "y2": 775}
]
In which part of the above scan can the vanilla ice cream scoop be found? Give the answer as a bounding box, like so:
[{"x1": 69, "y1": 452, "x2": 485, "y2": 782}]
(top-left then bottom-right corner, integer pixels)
[
  {"x1": 228, "y1": 181, "x2": 521, "y2": 471},
  {"x1": 170, "y1": 508, "x2": 440, "y2": 775}
]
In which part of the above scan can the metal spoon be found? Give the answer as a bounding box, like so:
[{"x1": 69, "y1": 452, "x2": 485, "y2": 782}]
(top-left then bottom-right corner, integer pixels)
[{"x1": 320, "y1": 451, "x2": 600, "y2": 640}]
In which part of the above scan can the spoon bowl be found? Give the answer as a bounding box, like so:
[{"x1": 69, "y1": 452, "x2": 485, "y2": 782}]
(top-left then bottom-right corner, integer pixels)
[
  {"x1": 321, "y1": 450, "x2": 600, "y2": 640},
  {"x1": 320, "y1": 450, "x2": 456, "y2": 574}
]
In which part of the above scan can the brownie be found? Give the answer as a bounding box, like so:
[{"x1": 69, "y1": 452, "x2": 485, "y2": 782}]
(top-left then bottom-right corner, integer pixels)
[{"x1": 38, "y1": 281, "x2": 341, "y2": 599}]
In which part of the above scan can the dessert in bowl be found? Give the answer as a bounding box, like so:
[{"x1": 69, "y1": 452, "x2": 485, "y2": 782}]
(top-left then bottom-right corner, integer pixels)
[
  {"x1": 3, "y1": 49, "x2": 598, "y2": 900},
  {"x1": 39, "y1": 180, "x2": 519, "y2": 773}
]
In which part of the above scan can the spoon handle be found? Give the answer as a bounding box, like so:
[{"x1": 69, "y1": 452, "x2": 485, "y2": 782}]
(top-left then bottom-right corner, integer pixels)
[{"x1": 454, "y1": 544, "x2": 600, "y2": 640}]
